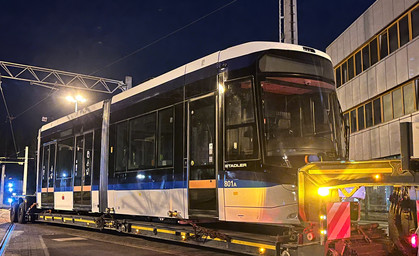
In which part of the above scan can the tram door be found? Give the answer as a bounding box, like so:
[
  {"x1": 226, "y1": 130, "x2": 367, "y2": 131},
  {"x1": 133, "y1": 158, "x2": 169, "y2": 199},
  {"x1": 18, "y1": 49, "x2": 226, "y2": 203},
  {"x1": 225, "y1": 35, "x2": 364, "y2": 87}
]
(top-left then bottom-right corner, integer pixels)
[
  {"x1": 73, "y1": 132, "x2": 93, "y2": 210},
  {"x1": 187, "y1": 95, "x2": 218, "y2": 218},
  {"x1": 41, "y1": 142, "x2": 56, "y2": 208}
]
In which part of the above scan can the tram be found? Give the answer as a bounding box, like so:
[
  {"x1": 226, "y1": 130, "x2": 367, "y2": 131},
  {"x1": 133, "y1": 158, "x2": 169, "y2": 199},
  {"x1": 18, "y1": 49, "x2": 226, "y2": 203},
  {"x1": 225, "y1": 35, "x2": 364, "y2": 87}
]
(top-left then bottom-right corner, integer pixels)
[{"x1": 37, "y1": 41, "x2": 346, "y2": 225}]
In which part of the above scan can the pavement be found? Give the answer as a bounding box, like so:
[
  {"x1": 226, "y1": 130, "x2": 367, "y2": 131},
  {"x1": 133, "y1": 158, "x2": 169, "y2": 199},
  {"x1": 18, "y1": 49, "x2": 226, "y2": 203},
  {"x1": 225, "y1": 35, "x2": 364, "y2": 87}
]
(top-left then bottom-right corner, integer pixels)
[{"x1": 0, "y1": 209, "x2": 240, "y2": 256}]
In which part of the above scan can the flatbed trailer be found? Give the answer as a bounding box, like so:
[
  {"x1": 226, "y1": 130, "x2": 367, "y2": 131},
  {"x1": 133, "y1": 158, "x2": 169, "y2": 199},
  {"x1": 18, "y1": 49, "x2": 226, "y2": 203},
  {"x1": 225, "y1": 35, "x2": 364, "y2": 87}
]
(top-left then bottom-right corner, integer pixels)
[{"x1": 10, "y1": 159, "x2": 417, "y2": 256}]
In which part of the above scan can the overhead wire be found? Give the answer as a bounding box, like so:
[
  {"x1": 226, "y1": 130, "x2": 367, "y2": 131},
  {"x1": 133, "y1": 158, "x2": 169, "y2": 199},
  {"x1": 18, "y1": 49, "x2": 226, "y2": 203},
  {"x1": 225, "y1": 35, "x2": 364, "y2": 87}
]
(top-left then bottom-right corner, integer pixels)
[
  {"x1": 89, "y1": 0, "x2": 238, "y2": 75},
  {"x1": 0, "y1": 81, "x2": 18, "y2": 155},
  {"x1": 10, "y1": 0, "x2": 238, "y2": 122}
]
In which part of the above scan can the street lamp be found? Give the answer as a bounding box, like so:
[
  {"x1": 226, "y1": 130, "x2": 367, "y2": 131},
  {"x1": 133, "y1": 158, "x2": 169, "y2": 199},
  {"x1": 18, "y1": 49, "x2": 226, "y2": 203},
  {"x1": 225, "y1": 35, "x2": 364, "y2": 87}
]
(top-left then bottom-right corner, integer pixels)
[{"x1": 66, "y1": 94, "x2": 87, "y2": 112}]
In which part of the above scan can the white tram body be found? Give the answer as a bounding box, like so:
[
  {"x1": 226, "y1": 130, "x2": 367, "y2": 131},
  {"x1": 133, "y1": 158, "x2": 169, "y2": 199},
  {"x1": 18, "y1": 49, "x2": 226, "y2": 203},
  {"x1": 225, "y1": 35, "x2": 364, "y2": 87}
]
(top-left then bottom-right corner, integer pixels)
[{"x1": 37, "y1": 42, "x2": 344, "y2": 225}]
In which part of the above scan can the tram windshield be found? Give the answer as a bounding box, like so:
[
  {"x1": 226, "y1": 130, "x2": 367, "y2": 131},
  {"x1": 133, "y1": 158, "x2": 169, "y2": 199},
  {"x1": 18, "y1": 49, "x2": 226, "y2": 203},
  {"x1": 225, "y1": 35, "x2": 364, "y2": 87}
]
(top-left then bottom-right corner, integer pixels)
[{"x1": 259, "y1": 53, "x2": 345, "y2": 166}]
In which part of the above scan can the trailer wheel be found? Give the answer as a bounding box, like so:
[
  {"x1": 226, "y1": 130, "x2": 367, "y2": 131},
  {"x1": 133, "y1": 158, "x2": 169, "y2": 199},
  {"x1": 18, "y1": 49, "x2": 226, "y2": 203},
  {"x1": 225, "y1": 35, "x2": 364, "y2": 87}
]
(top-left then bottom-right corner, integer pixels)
[
  {"x1": 10, "y1": 203, "x2": 18, "y2": 223},
  {"x1": 17, "y1": 202, "x2": 26, "y2": 224}
]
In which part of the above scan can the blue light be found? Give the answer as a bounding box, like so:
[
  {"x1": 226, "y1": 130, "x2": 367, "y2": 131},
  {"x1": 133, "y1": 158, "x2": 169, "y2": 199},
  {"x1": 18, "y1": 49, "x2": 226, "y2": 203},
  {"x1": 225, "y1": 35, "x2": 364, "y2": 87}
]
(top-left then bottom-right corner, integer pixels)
[
  {"x1": 136, "y1": 174, "x2": 145, "y2": 180},
  {"x1": 63, "y1": 173, "x2": 67, "y2": 178},
  {"x1": 8, "y1": 188, "x2": 13, "y2": 193},
  {"x1": 7, "y1": 198, "x2": 12, "y2": 203},
  {"x1": 7, "y1": 183, "x2": 13, "y2": 188}
]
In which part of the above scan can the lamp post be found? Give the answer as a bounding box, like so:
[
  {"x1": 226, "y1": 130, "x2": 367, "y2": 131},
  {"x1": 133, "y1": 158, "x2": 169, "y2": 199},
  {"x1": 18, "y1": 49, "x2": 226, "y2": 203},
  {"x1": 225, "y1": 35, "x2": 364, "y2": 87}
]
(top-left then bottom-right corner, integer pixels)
[{"x1": 66, "y1": 94, "x2": 87, "y2": 112}]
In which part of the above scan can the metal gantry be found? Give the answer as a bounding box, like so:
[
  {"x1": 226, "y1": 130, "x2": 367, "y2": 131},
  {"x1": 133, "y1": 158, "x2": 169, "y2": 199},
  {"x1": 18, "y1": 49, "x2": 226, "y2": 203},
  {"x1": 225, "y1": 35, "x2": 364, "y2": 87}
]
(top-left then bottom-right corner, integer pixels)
[{"x1": 0, "y1": 61, "x2": 127, "y2": 94}]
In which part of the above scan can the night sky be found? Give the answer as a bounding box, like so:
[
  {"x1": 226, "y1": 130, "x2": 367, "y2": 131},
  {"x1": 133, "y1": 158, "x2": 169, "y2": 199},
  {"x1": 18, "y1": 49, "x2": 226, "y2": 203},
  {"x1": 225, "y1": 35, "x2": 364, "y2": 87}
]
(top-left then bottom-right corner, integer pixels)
[{"x1": 0, "y1": 0, "x2": 376, "y2": 157}]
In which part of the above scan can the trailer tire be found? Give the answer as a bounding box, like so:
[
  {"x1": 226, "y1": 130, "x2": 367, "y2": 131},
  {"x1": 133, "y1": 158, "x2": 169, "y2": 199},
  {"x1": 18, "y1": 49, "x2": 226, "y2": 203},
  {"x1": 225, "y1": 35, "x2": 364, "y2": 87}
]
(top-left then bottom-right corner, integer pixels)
[
  {"x1": 17, "y1": 203, "x2": 26, "y2": 224},
  {"x1": 10, "y1": 203, "x2": 18, "y2": 223}
]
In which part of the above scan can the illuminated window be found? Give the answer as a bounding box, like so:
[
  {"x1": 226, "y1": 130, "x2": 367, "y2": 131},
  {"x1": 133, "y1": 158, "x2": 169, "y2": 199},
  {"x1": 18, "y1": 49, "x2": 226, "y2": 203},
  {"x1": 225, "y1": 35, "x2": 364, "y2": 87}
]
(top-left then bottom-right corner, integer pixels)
[
  {"x1": 383, "y1": 94, "x2": 393, "y2": 122},
  {"x1": 392, "y1": 88, "x2": 403, "y2": 118},
  {"x1": 403, "y1": 83, "x2": 416, "y2": 114},
  {"x1": 342, "y1": 62, "x2": 348, "y2": 84}
]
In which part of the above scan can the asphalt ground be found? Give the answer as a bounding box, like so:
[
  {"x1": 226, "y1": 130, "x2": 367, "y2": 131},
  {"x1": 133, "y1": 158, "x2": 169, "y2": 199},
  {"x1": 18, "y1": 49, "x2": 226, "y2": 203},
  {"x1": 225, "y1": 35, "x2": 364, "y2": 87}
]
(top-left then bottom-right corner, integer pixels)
[{"x1": 0, "y1": 209, "x2": 241, "y2": 256}]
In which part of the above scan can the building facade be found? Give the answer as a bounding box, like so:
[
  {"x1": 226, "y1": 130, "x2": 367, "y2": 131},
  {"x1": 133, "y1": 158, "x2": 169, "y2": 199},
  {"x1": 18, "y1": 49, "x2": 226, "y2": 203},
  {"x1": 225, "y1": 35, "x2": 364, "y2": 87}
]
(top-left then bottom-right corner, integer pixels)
[{"x1": 326, "y1": 0, "x2": 419, "y2": 161}]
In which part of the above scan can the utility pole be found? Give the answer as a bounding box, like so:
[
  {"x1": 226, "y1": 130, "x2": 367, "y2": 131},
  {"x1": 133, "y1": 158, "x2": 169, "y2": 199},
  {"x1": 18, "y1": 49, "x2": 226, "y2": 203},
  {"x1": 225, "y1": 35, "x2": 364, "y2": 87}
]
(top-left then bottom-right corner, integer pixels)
[
  {"x1": 23, "y1": 146, "x2": 28, "y2": 195},
  {"x1": 279, "y1": 0, "x2": 298, "y2": 44},
  {"x1": 0, "y1": 165, "x2": 4, "y2": 206}
]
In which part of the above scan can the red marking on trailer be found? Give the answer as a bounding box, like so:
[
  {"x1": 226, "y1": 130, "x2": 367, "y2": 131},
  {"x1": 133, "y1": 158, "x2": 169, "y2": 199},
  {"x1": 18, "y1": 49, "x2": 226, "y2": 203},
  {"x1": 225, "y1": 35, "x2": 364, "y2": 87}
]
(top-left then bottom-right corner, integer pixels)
[
  {"x1": 327, "y1": 202, "x2": 351, "y2": 240},
  {"x1": 416, "y1": 201, "x2": 419, "y2": 228}
]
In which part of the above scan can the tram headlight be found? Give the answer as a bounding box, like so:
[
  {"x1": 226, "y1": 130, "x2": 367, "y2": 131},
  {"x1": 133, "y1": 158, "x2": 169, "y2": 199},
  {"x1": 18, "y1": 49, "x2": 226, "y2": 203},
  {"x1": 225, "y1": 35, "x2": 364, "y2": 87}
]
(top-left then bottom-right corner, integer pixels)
[{"x1": 318, "y1": 187, "x2": 330, "y2": 197}]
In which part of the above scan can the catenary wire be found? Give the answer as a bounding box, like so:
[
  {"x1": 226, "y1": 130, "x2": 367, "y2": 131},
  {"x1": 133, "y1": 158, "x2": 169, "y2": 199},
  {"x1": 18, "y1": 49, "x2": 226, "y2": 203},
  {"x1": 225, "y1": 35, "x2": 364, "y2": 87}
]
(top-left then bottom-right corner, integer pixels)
[
  {"x1": 89, "y1": 0, "x2": 237, "y2": 75},
  {"x1": 0, "y1": 82, "x2": 18, "y2": 155},
  {"x1": 10, "y1": 0, "x2": 238, "y2": 122}
]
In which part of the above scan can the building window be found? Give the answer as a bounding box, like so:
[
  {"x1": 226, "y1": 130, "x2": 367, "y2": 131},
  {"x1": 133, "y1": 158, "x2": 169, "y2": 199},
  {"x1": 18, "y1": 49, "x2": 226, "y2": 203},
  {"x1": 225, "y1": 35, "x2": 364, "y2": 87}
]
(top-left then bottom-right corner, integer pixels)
[
  {"x1": 392, "y1": 88, "x2": 403, "y2": 118},
  {"x1": 335, "y1": 66, "x2": 341, "y2": 88},
  {"x1": 383, "y1": 93, "x2": 393, "y2": 122},
  {"x1": 399, "y1": 15, "x2": 409, "y2": 47},
  {"x1": 365, "y1": 102, "x2": 373, "y2": 128},
  {"x1": 350, "y1": 109, "x2": 357, "y2": 133},
  {"x1": 388, "y1": 23, "x2": 398, "y2": 53},
  {"x1": 412, "y1": 5, "x2": 419, "y2": 39},
  {"x1": 370, "y1": 39, "x2": 378, "y2": 66},
  {"x1": 355, "y1": 51, "x2": 362, "y2": 75},
  {"x1": 348, "y1": 56, "x2": 354, "y2": 80},
  {"x1": 403, "y1": 83, "x2": 416, "y2": 114},
  {"x1": 342, "y1": 62, "x2": 348, "y2": 84},
  {"x1": 379, "y1": 32, "x2": 388, "y2": 59},
  {"x1": 373, "y1": 98, "x2": 382, "y2": 125},
  {"x1": 362, "y1": 45, "x2": 370, "y2": 70},
  {"x1": 358, "y1": 106, "x2": 365, "y2": 131}
]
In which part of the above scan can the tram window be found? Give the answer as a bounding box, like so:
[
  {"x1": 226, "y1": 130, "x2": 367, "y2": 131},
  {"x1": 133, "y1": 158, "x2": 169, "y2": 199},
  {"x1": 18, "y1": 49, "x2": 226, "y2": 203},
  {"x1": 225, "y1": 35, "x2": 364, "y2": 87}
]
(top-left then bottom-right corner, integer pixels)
[
  {"x1": 379, "y1": 32, "x2": 388, "y2": 59},
  {"x1": 48, "y1": 144, "x2": 55, "y2": 188},
  {"x1": 403, "y1": 82, "x2": 415, "y2": 114},
  {"x1": 399, "y1": 15, "x2": 409, "y2": 47},
  {"x1": 115, "y1": 121, "x2": 128, "y2": 172},
  {"x1": 42, "y1": 146, "x2": 49, "y2": 188},
  {"x1": 362, "y1": 45, "x2": 370, "y2": 71},
  {"x1": 129, "y1": 113, "x2": 156, "y2": 169},
  {"x1": 56, "y1": 138, "x2": 74, "y2": 179},
  {"x1": 383, "y1": 93, "x2": 393, "y2": 122},
  {"x1": 365, "y1": 102, "x2": 373, "y2": 128},
  {"x1": 413, "y1": 6, "x2": 419, "y2": 38},
  {"x1": 373, "y1": 98, "x2": 382, "y2": 125},
  {"x1": 348, "y1": 56, "x2": 354, "y2": 80},
  {"x1": 225, "y1": 79, "x2": 257, "y2": 160},
  {"x1": 350, "y1": 109, "x2": 357, "y2": 133},
  {"x1": 357, "y1": 106, "x2": 365, "y2": 131},
  {"x1": 370, "y1": 39, "x2": 378, "y2": 66},
  {"x1": 392, "y1": 88, "x2": 403, "y2": 118},
  {"x1": 335, "y1": 67, "x2": 341, "y2": 88},
  {"x1": 388, "y1": 23, "x2": 398, "y2": 53},
  {"x1": 190, "y1": 96, "x2": 215, "y2": 166},
  {"x1": 355, "y1": 52, "x2": 362, "y2": 75},
  {"x1": 157, "y1": 108, "x2": 173, "y2": 167}
]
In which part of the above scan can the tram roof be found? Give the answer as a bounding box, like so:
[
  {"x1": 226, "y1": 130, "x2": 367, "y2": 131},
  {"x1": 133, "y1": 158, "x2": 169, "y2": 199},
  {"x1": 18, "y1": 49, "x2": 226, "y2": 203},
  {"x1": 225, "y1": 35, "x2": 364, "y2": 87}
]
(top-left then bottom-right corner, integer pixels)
[{"x1": 40, "y1": 41, "x2": 331, "y2": 133}]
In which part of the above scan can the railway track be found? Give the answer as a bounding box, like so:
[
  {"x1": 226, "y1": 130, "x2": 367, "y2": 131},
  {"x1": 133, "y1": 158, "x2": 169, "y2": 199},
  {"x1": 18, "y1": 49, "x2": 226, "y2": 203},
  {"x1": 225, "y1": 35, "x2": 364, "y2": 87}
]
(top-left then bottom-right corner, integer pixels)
[{"x1": 0, "y1": 223, "x2": 15, "y2": 255}]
